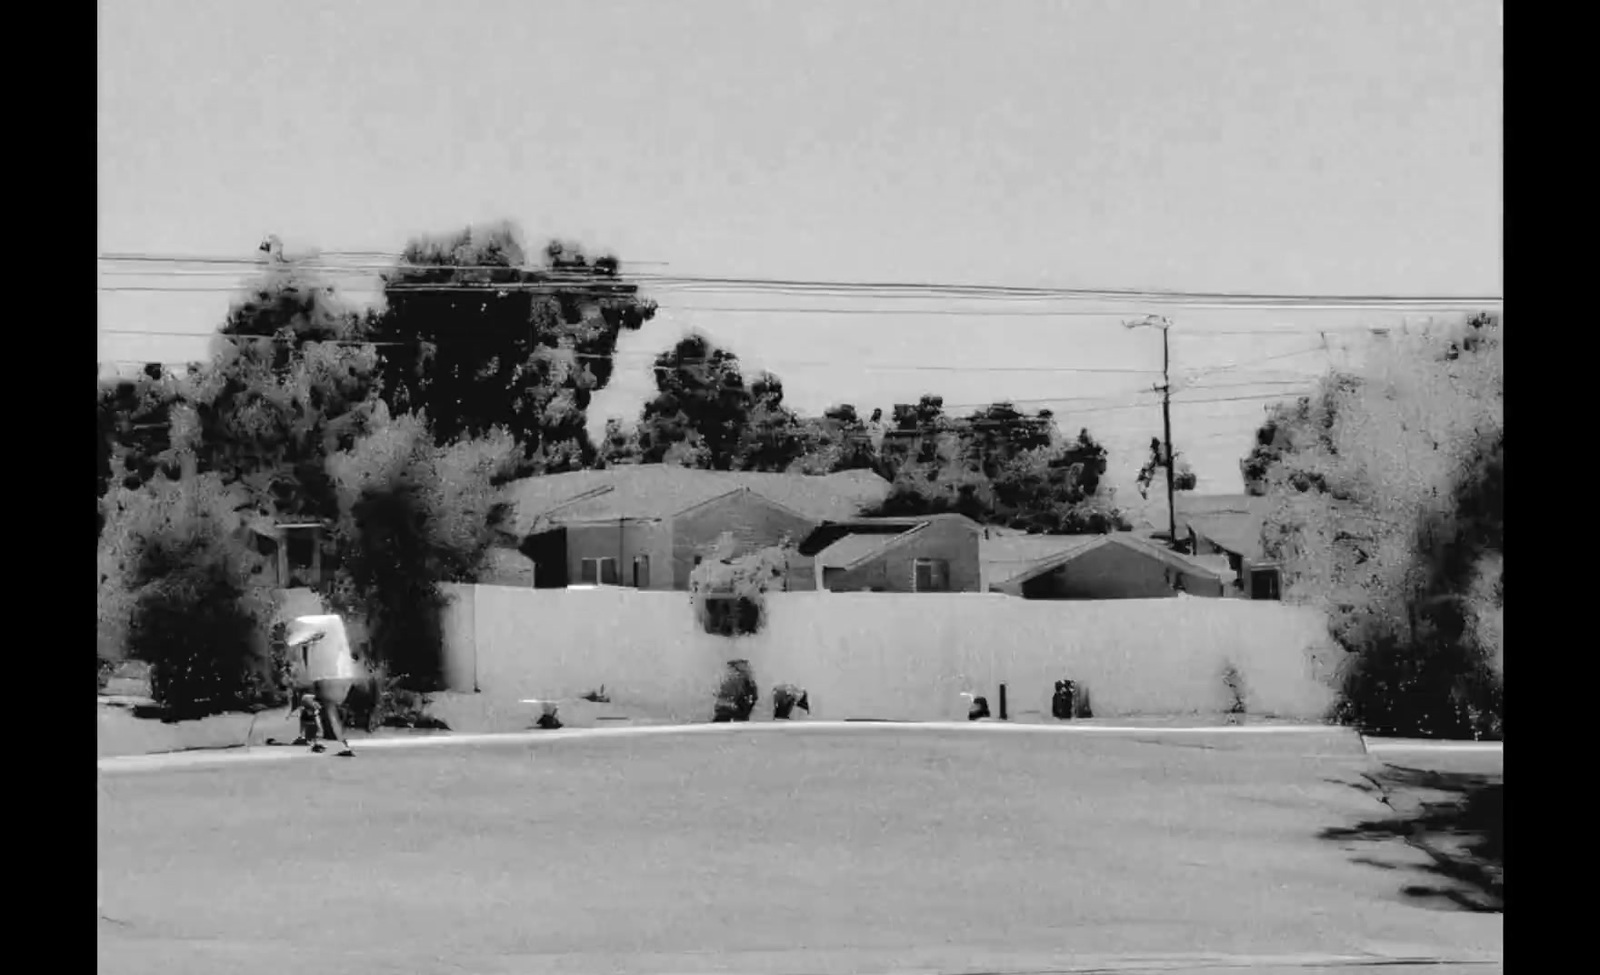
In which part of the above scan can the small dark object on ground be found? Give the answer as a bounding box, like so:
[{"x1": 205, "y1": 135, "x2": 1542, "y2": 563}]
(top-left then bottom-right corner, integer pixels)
[
  {"x1": 968, "y1": 696, "x2": 990, "y2": 721},
  {"x1": 1052, "y1": 680, "x2": 1074, "y2": 720},
  {"x1": 772, "y1": 683, "x2": 810, "y2": 720},
  {"x1": 714, "y1": 660, "x2": 759, "y2": 722},
  {"x1": 580, "y1": 685, "x2": 611, "y2": 704}
]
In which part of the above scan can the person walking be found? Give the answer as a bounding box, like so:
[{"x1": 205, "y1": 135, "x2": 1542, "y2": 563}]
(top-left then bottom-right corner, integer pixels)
[{"x1": 285, "y1": 615, "x2": 358, "y2": 757}]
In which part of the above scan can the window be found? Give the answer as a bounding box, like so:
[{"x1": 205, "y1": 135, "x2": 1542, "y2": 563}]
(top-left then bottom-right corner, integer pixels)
[
  {"x1": 280, "y1": 525, "x2": 321, "y2": 588},
  {"x1": 1250, "y1": 567, "x2": 1281, "y2": 601},
  {"x1": 632, "y1": 555, "x2": 650, "y2": 589},
  {"x1": 580, "y1": 557, "x2": 619, "y2": 586},
  {"x1": 913, "y1": 558, "x2": 950, "y2": 593}
]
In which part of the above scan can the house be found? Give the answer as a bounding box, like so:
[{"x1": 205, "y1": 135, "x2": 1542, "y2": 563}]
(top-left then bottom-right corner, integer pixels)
[
  {"x1": 498, "y1": 465, "x2": 894, "y2": 591},
  {"x1": 797, "y1": 514, "x2": 984, "y2": 592},
  {"x1": 1174, "y1": 494, "x2": 1282, "y2": 600},
  {"x1": 985, "y1": 531, "x2": 1227, "y2": 600}
]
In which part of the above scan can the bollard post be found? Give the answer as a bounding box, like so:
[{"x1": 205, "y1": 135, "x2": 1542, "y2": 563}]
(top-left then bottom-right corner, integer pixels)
[{"x1": 998, "y1": 683, "x2": 1008, "y2": 721}]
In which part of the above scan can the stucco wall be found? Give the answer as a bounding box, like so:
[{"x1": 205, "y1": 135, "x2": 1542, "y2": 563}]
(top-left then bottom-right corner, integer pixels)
[
  {"x1": 670, "y1": 490, "x2": 818, "y2": 589},
  {"x1": 830, "y1": 519, "x2": 982, "y2": 593},
  {"x1": 439, "y1": 585, "x2": 1338, "y2": 723}
]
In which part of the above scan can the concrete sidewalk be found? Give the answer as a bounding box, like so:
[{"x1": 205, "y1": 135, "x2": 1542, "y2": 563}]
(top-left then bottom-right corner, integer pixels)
[{"x1": 98, "y1": 719, "x2": 1372, "y2": 774}]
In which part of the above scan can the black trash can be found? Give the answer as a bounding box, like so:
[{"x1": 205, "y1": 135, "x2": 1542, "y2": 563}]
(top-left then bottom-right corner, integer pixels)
[
  {"x1": 967, "y1": 695, "x2": 991, "y2": 721},
  {"x1": 1052, "y1": 680, "x2": 1078, "y2": 720},
  {"x1": 714, "y1": 660, "x2": 759, "y2": 722}
]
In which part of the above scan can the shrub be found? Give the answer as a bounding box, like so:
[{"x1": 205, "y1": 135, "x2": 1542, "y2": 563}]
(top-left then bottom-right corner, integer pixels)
[
  {"x1": 338, "y1": 668, "x2": 450, "y2": 732},
  {"x1": 1221, "y1": 661, "x2": 1247, "y2": 716},
  {"x1": 103, "y1": 472, "x2": 272, "y2": 719},
  {"x1": 326, "y1": 409, "x2": 514, "y2": 692},
  {"x1": 689, "y1": 533, "x2": 791, "y2": 637},
  {"x1": 128, "y1": 555, "x2": 269, "y2": 719}
]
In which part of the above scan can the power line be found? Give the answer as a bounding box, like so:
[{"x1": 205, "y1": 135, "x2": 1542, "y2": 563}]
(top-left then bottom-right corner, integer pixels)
[{"x1": 96, "y1": 251, "x2": 1504, "y2": 306}]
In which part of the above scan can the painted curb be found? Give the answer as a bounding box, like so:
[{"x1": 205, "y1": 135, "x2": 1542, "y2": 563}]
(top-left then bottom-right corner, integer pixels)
[{"x1": 98, "y1": 719, "x2": 1365, "y2": 775}]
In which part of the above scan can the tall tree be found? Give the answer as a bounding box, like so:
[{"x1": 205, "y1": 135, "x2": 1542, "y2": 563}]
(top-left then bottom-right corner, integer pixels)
[
  {"x1": 1252, "y1": 313, "x2": 1503, "y2": 738},
  {"x1": 789, "y1": 403, "x2": 882, "y2": 474},
  {"x1": 369, "y1": 224, "x2": 657, "y2": 470},
  {"x1": 868, "y1": 396, "x2": 1125, "y2": 533},
  {"x1": 634, "y1": 333, "x2": 806, "y2": 471}
]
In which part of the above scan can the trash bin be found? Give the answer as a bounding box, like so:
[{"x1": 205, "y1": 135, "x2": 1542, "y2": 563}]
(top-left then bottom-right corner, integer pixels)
[
  {"x1": 714, "y1": 660, "x2": 759, "y2": 722},
  {"x1": 967, "y1": 695, "x2": 991, "y2": 721},
  {"x1": 1052, "y1": 680, "x2": 1077, "y2": 720}
]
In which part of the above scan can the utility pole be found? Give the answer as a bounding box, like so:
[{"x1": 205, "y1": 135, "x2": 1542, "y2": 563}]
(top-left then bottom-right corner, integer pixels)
[{"x1": 1126, "y1": 315, "x2": 1177, "y2": 545}]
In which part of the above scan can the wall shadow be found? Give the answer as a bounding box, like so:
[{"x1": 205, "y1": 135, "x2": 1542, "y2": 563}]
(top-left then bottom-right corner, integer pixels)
[{"x1": 1321, "y1": 765, "x2": 1503, "y2": 913}]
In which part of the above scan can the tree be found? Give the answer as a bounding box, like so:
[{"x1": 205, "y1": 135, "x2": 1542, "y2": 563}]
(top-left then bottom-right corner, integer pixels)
[
  {"x1": 99, "y1": 470, "x2": 273, "y2": 716},
  {"x1": 634, "y1": 333, "x2": 807, "y2": 471},
  {"x1": 1251, "y1": 313, "x2": 1503, "y2": 738},
  {"x1": 1135, "y1": 436, "x2": 1198, "y2": 499},
  {"x1": 593, "y1": 418, "x2": 643, "y2": 468},
  {"x1": 369, "y1": 224, "x2": 657, "y2": 470},
  {"x1": 868, "y1": 396, "x2": 1126, "y2": 533},
  {"x1": 325, "y1": 407, "x2": 518, "y2": 689},
  {"x1": 789, "y1": 403, "x2": 882, "y2": 474}
]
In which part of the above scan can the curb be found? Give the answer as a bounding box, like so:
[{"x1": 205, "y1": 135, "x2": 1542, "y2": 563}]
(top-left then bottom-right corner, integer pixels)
[
  {"x1": 1362, "y1": 737, "x2": 1503, "y2": 755},
  {"x1": 99, "y1": 719, "x2": 1365, "y2": 775}
]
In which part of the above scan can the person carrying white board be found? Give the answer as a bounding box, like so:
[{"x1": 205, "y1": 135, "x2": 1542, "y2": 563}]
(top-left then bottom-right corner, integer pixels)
[{"x1": 284, "y1": 615, "x2": 358, "y2": 757}]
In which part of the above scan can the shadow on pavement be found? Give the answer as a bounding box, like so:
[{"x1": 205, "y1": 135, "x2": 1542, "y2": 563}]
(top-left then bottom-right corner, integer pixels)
[{"x1": 1322, "y1": 764, "x2": 1503, "y2": 913}]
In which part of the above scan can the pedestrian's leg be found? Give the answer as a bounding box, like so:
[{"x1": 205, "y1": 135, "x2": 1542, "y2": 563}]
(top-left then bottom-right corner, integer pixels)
[{"x1": 314, "y1": 679, "x2": 356, "y2": 756}]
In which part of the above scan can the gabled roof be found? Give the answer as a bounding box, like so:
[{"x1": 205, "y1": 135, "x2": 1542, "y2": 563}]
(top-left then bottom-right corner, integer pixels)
[
  {"x1": 981, "y1": 533, "x2": 1103, "y2": 586},
  {"x1": 1175, "y1": 494, "x2": 1271, "y2": 561},
  {"x1": 987, "y1": 532, "x2": 1225, "y2": 589},
  {"x1": 504, "y1": 465, "x2": 893, "y2": 536},
  {"x1": 798, "y1": 513, "x2": 980, "y2": 558},
  {"x1": 817, "y1": 531, "x2": 918, "y2": 570}
]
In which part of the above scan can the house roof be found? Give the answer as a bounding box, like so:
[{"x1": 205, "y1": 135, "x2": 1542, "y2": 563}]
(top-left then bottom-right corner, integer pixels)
[
  {"x1": 504, "y1": 465, "x2": 893, "y2": 536},
  {"x1": 798, "y1": 513, "x2": 980, "y2": 558},
  {"x1": 981, "y1": 533, "x2": 1104, "y2": 586},
  {"x1": 817, "y1": 532, "x2": 914, "y2": 570},
  {"x1": 1174, "y1": 494, "x2": 1271, "y2": 561},
  {"x1": 986, "y1": 532, "x2": 1225, "y2": 589}
]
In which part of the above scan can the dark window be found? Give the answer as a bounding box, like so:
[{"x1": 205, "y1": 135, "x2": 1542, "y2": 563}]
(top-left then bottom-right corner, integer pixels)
[
  {"x1": 1251, "y1": 568, "x2": 1281, "y2": 601},
  {"x1": 283, "y1": 527, "x2": 320, "y2": 587},
  {"x1": 913, "y1": 558, "x2": 950, "y2": 592}
]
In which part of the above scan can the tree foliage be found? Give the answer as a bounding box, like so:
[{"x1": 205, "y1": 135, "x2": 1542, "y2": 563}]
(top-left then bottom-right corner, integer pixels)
[
  {"x1": 688, "y1": 532, "x2": 793, "y2": 636},
  {"x1": 1135, "y1": 436, "x2": 1198, "y2": 499},
  {"x1": 98, "y1": 472, "x2": 274, "y2": 716},
  {"x1": 869, "y1": 396, "x2": 1126, "y2": 533},
  {"x1": 1251, "y1": 313, "x2": 1504, "y2": 738},
  {"x1": 325, "y1": 407, "x2": 518, "y2": 689},
  {"x1": 634, "y1": 333, "x2": 806, "y2": 471},
  {"x1": 368, "y1": 224, "x2": 657, "y2": 471}
]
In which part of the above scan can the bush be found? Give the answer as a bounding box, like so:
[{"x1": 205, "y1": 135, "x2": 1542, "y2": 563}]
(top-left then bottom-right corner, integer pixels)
[
  {"x1": 1334, "y1": 628, "x2": 1502, "y2": 740},
  {"x1": 338, "y1": 669, "x2": 450, "y2": 732},
  {"x1": 128, "y1": 556, "x2": 269, "y2": 719},
  {"x1": 1221, "y1": 661, "x2": 1247, "y2": 716},
  {"x1": 690, "y1": 533, "x2": 790, "y2": 637},
  {"x1": 327, "y1": 410, "x2": 515, "y2": 692}
]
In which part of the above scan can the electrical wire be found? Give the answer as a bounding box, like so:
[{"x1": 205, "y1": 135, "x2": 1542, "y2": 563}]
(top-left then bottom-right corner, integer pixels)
[{"x1": 96, "y1": 250, "x2": 1504, "y2": 307}]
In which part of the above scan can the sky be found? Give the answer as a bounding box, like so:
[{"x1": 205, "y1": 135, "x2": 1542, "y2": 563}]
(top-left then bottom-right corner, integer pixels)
[{"x1": 98, "y1": 0, "x2": 1501, "y2": 511}]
